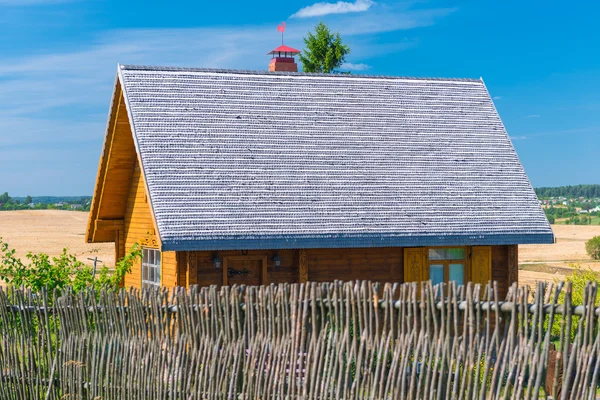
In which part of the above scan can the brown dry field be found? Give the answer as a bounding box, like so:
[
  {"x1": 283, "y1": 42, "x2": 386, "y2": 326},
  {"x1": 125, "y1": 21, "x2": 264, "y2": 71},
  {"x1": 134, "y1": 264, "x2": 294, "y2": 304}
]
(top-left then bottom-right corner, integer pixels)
[
  {"x1": 519, "y1": 224, "x2": 600, "y2": 289},
  {"x1": 0, "y1": 210, "x2": 114, "y2": 267},
  {"x1": 0, "y1": 211, "x2": 598, "y2": 289}
]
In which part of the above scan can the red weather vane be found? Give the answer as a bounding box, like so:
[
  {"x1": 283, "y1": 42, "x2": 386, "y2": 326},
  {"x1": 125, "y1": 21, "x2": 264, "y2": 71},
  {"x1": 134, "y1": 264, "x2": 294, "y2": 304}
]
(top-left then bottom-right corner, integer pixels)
[{"x1": 277, "y1": 22, "x2": 286, "y2": 45}]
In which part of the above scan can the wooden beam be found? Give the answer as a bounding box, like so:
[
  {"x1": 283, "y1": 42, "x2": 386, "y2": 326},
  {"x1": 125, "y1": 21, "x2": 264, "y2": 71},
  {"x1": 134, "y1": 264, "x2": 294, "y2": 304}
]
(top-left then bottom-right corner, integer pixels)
[
  {"x1": 508, "y1": 245, "x2": 518, "y2": 286},
  {"x1": 299, "y1": 249, "x2": 308, "y2": 283},
  {"x1": 95, "y1": 219, "x2": 124, "y2": 231}
]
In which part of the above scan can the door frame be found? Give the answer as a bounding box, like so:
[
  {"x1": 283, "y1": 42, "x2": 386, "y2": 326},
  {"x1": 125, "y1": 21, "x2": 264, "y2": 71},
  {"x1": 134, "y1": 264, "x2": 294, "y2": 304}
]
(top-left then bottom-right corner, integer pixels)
[{"x1": 222, "y1": 255, "x2": 268, "y2": 286}]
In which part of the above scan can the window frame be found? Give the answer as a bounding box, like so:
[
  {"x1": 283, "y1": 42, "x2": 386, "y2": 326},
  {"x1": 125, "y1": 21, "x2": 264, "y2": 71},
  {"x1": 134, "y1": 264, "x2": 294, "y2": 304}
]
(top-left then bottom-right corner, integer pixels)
[
  {"x1": 141, "y1": 248, "x2": 161, "y2": 289},
  {"x1": 426, "y1": 246, "x2": 469, "y2": 285}
]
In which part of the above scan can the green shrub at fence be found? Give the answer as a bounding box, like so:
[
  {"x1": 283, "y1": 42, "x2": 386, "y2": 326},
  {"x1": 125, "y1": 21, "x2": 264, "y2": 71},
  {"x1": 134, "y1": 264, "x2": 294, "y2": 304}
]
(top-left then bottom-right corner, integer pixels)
[{"x1": 0, "y1": 237, "x2": 141, "y2": 296}]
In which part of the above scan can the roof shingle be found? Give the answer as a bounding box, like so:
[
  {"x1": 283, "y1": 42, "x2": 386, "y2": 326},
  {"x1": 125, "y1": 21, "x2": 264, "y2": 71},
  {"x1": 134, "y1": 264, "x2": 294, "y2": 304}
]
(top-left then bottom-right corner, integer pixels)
[{"x1": 118, "y1": 65, "x2": 553, "y2": 251}]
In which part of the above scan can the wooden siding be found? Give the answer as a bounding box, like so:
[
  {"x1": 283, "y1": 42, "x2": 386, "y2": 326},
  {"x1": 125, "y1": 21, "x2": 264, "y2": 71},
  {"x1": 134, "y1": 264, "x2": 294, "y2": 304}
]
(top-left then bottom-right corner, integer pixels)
[
  {"x1": 471, "y1": 246, "x2": 492, "y2": 287},
  {"x1": 305, "y1": 248, "x2": 403, "y2": 283},
  {"x1": 184, "y1": 248, "x2": 404, "y2": 287},
  {"x1": 491, "y1": 245, "x2": 510, "y2": 298},
  {"x1": 122, "y1": 161, "x2": 177, "y2": 288},
  {"x1": 181, "y1": 246, "x2": 516, "y2": 290},
  {"x1": 185, "y1": 250, "x2": 298, "y2": 287}
]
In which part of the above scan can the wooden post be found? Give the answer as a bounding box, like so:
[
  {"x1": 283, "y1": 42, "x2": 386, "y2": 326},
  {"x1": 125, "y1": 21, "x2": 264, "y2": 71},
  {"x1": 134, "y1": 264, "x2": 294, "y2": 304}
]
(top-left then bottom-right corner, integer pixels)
[
  {"x1": 507, "y1": 245, "x2": 518, "y2": 286},
  {"x1": 299, "y1": 249, "x2": 308, "y2": 283},
  {"x1": 187, "y1": 251, "x2": 197, "y2": 287}
]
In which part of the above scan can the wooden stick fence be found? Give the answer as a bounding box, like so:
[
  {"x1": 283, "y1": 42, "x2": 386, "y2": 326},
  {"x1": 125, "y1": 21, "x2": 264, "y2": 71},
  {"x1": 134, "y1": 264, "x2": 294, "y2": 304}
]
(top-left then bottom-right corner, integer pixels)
[{"x1": 0, "y1": 280, "x2": 598, "y2": 399}]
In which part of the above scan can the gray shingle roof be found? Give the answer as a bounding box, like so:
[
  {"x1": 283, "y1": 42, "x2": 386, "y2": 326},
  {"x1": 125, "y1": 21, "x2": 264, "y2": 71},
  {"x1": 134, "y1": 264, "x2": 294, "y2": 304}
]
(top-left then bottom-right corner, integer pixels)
[{"x1": 118, "y1": 64, "x2": 553, "y2": 251}]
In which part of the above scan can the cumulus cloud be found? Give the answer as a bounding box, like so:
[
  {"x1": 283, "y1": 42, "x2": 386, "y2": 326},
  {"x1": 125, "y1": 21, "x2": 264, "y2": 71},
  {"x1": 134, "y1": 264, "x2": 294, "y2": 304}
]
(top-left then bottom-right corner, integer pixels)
[
  {"x1": 291, "y1": 0, "x2": 374, "y2": 18},
  {"x1": 341, "y1": 62, "x2": 371, "y2": 71}
]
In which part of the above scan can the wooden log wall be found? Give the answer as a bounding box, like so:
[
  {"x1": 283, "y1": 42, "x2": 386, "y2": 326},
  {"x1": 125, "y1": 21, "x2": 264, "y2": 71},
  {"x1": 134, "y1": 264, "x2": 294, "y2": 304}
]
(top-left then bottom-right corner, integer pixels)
[
  {"x1": 0, "y1": 280, "x2": 597, "y2": 399},
  {"x1": 185, "y1": 247, "x2": 403, "y2": 287},
  {"x1": 122, "y1": 161, "x2": 177, "y2": 288},
  {"x1": 182, "y1": 246, "x2": 515, "y2": 290}
]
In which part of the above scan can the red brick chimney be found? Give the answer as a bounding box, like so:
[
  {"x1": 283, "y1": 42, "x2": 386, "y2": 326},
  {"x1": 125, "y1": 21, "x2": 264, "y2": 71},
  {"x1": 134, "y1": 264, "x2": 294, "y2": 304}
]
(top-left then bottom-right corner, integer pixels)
[{"x1": 267, "y1": 45, "x2": 300, "y2": 72}]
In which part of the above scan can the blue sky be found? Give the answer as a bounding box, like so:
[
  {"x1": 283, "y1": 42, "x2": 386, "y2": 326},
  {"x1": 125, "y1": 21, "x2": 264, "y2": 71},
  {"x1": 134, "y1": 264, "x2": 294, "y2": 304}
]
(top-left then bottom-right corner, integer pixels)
[{"x1": 0, "y1": 0, "x2": 597, "y2": 196}]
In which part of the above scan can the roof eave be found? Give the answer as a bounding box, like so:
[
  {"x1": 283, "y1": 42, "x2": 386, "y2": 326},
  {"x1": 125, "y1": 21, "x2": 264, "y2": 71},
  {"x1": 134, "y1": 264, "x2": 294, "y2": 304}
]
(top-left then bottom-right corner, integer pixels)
[
  {"x1": 161, "y1": 232, "x2": 555, "y2": 252},
  {"x1": 85, "y1": 73, "x2": 121, "y2": 243}
]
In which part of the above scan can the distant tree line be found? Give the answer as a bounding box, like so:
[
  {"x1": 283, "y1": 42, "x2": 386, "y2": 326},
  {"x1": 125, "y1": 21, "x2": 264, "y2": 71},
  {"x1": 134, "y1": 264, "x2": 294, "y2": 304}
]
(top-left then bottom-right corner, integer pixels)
[
  {"x1": 0, "y1": 192, "x2": 91, "y2": 211},
  {"x1": 535, "y1": 184, "x2": 600, "y2": 199}
]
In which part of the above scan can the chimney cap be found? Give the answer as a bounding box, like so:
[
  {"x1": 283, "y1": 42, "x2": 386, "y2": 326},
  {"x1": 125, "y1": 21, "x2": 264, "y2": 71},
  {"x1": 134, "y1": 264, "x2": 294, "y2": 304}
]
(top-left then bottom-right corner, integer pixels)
[{"x1": 267, "y1": 45, "x2": 301, "y2": 55}]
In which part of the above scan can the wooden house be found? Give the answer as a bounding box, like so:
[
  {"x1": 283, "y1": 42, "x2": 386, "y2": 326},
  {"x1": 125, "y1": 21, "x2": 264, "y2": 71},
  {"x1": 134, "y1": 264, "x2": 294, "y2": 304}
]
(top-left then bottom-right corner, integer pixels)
[{"x1": 86, "y1": 60, "x2": 553, "y2": 297}]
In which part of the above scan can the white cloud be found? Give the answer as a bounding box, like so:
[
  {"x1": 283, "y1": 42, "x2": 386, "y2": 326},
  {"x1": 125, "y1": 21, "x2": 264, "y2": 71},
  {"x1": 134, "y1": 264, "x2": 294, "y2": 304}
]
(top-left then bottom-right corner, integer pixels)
[
  {"x1": 338, "y1": 7, "x2": 456, "y2": 36},
  {"x1": 0, "y1": 6, "x2": 454, "y2": 194},
  {"x1": 510, "y1": 136, "x2": 527, "y2": 140},
  {"x1": 0, "y1": 0, "x2": 72, "y2": 4},
  {"x1": 341, "y1": 62, "x2": 371, "y2": 71},
  {"x1": 493, "y1": 96, "x2": 502, "y2": 100},
  {"x1": 291, "y1": 0, "x2": 373, "y2": 18}
]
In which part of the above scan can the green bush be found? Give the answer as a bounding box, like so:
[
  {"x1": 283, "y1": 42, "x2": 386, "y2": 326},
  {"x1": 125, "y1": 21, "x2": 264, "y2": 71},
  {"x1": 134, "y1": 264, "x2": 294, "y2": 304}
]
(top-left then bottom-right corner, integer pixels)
[
  {"x1": 550, "y1": 264, "x2": 600, "y2": 341},
  {"x1": 586, "y1": 236, "x2": 600, "y2": 260},
  {"x1": 0, "y1": 237, "x2": 141, "y2": 294}
]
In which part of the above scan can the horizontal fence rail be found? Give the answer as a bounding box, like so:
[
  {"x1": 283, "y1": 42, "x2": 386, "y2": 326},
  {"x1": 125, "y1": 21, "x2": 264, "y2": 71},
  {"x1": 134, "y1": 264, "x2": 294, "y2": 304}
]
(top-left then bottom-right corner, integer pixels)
[
  {"x1": 0, "y1": 280, "x2": 598, "y2": 399},
  {"x1": 8, "y1": 299, "x2": 600, "y2": 317}
]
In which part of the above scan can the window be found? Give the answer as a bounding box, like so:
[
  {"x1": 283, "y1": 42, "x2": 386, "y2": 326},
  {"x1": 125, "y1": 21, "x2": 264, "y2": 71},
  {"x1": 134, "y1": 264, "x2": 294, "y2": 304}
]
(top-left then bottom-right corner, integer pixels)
[
  {"x1": 427, "y1": 247, "x2": 466, "y2": 286},
  {"x1": 141, "y1": 248, "x2": 161, "y2": 289}
]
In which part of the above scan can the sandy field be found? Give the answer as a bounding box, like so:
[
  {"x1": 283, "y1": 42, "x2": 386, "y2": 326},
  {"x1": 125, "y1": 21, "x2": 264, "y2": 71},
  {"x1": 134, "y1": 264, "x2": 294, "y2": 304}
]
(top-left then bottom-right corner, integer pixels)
[
  {"x1": 0, "y1": 210, "x2": 114, "y2": 267},
  {"x1": 519, "y1": 225, "x2": 600, "y2": 288},
  {"x1": 0, "y1": 211, "x2": 598, "y2": 289}
]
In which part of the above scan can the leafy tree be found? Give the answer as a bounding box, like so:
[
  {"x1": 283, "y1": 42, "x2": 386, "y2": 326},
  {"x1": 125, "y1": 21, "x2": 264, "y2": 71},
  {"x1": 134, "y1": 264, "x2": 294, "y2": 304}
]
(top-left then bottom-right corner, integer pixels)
[
  {"x1": 299, "y1": 22, "x2": 350, "y2": 73},
  {"x1": 535, "y1": 184, "x2": 600, "y2": 199},
  {"x1": 25, "y1": 195, "x2": 32, "y2": 204},
  {"x1": 0, "y1": 192, "x2": 10, "y2": 204},
  {"x1": 586, "y1": 236, "x2": 600, "y2": 260}
]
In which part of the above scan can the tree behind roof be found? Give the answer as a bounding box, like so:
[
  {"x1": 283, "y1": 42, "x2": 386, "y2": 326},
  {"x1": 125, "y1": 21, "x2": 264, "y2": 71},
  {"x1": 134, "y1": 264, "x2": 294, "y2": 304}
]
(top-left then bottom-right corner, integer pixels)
[{"x1": 299, "y1": 22, "x2": 350, "y2": 73}]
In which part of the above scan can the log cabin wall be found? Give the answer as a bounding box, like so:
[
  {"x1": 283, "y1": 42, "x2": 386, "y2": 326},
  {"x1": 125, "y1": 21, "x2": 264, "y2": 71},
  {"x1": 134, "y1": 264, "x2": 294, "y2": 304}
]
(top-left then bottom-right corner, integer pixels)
[
  {"x1": 492, "y1": 245, "x2": 509, "y2": 298},
  {"x1": 185, "y1": 249, "x2": 298, "y2": 287},
  {"x1": 180, "y1": 246, "x2": 516, "y2": 291},
  {"x1": 491, "y1": 245, "x2": 519, "y2": 299},
  {"x1": 183, "y1": 247, "x2": 403, "y2": 287},
  {"x1": 122, "y1": 161, "x2": 178, "y2": 288},
  {"x1": 304, "y1": 248, "x2": 403, "y2": 283}
]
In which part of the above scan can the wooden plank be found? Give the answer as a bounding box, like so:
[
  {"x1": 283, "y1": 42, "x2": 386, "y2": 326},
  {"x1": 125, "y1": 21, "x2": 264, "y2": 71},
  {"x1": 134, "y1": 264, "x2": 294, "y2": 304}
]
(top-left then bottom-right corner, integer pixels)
[
  {"x1": 507, "y1": 244, "x2": 518, "y2": 286},
  {"x1": 403, "y1": 248, "x2": 426, "y2": 283},
  {"x1": 492, "y1": 245, "x2": 510, "y2": 298},
  {"x1": 299, "y1": 250, "x2": 308, "y2": 283},
  {"x1": 95, "y1": 219, "x2": 124, "y2": 230},
  {"x1": 471, "y1": 246, "x2": 492, "y2": 286},
  {"x1": 121, "y1": 160, "x2": 161, "y2": 289}
]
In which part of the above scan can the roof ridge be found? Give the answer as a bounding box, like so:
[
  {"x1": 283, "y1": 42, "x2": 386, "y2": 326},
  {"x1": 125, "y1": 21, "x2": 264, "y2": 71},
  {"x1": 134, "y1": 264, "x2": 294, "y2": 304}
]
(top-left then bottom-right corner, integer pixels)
[{"x1": 118, "y1": 64, "x2": 482, "y2": 83}]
